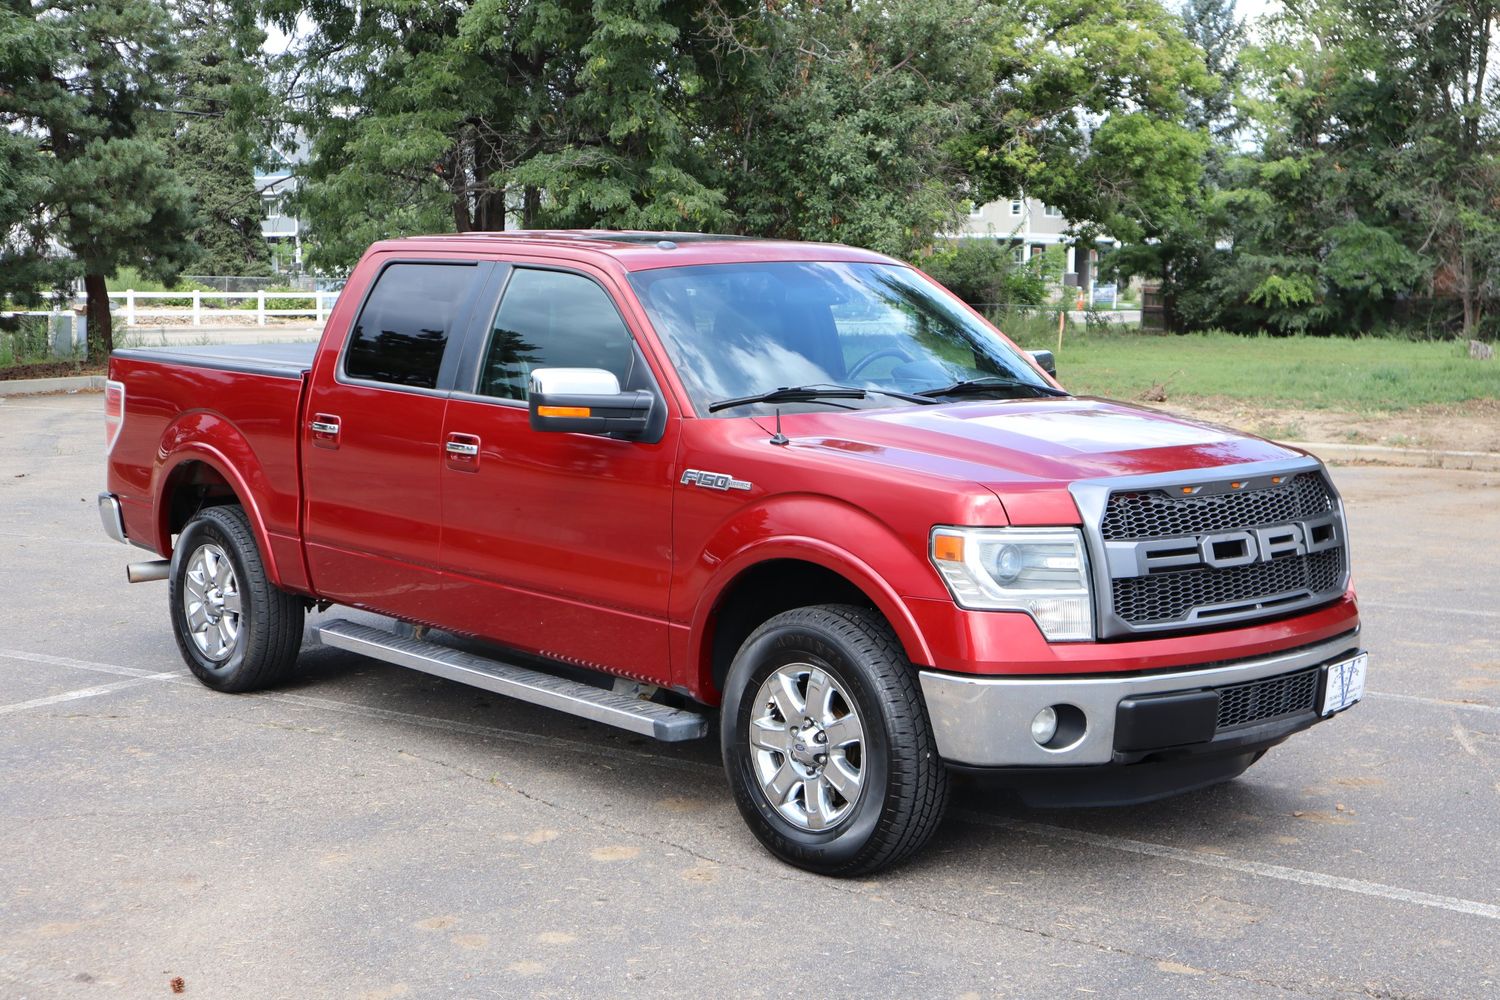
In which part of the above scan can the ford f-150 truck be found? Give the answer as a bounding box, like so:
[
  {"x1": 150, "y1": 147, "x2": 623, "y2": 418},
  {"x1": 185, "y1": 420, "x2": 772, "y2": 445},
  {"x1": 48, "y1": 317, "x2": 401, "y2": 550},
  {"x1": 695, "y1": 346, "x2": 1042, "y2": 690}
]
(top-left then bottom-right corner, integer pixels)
[{"x1": 101, "y1": 231, "x2": 1368, "y2": 875}]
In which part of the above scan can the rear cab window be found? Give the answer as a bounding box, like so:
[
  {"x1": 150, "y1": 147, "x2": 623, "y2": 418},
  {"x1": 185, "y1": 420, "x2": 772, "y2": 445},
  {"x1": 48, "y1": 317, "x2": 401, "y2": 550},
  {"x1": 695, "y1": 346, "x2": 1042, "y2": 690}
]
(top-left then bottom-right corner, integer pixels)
[{"x1": 343, "y1": 262, "x2": 482, "y2": 389}]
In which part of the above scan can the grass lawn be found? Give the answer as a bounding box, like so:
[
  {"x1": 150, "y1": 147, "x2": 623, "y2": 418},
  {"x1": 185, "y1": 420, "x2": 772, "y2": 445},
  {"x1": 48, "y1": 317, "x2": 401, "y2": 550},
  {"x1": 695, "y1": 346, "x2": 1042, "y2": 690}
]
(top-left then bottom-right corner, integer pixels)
[{"x1": 1001, "y1": 323, "x2": 1500, "y2": 412}]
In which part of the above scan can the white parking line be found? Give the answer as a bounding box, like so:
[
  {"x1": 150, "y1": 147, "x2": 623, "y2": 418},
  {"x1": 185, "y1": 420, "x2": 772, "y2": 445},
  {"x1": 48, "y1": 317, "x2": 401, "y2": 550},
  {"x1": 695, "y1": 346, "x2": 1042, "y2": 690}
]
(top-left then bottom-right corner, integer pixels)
[
  {"x1": 0, "y1": 649, "x2": 169, "y2": 680},
  {"x1": 0, "y1": 672, "x2": 177, "y2": 715},
  {"x1": 0, "y1": 647, "x2": 715, "y2": 775},
  {"x1": 5, "y1": 644, "x2": 1498, "y2": 920},
  {"x1": 958, "y1": 813, "x2": 1500, "y2": 921}
]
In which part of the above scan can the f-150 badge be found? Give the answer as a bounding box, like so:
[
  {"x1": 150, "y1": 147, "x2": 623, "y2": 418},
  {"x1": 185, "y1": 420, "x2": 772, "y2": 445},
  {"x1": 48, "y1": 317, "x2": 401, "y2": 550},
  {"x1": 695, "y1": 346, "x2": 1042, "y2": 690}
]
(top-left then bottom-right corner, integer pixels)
[{"x1": 680, "y1": 469, "x2": 752, "y2": 492}]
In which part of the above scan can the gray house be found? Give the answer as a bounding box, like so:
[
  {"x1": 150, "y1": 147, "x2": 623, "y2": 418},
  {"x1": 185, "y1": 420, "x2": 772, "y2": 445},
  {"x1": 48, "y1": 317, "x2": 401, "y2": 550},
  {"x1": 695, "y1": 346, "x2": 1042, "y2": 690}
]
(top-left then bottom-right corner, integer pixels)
[
  {"x1": 953, "y1": 196, "x2": 1120, "y2": 305},
  {"x1": 254, "y1": 136, "x2": 310, "y2": 273}
]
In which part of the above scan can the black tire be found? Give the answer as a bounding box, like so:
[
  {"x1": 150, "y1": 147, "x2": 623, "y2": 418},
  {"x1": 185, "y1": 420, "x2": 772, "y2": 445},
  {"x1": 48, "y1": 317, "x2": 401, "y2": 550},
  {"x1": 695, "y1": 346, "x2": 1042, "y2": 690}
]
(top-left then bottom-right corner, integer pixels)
[
  {"x1": 721, "y1": 604, "x2": 949, "y2": 876},
  {"x1": 168, "y1": 504, "x2": 303, "y2": 692}
]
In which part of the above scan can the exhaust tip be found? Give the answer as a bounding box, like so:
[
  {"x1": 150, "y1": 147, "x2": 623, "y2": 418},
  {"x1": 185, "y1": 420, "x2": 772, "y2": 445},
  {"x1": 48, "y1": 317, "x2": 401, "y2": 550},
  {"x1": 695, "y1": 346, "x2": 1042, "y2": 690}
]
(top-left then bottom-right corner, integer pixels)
[{"x1": 126, "y1": 560, "x2": 171, "y2": 584}]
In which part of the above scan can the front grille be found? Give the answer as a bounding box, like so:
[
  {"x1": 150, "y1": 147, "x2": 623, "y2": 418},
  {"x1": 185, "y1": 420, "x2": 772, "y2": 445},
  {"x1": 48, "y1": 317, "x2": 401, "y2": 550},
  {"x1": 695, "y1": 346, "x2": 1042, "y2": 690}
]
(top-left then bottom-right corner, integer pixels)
[
  {"x1": 1101, "y1": 473, "x2": 1334, "y2": 541},
  {"x1": 1096, "y1": 470, "x2": 1347, "y2": 632},
  {"x1": 1215, "y1": 667, "x2": 1320, "y2": 731},
  {"x1": 1112, "y1": 549, "x2": 1344, "y2": 625}
]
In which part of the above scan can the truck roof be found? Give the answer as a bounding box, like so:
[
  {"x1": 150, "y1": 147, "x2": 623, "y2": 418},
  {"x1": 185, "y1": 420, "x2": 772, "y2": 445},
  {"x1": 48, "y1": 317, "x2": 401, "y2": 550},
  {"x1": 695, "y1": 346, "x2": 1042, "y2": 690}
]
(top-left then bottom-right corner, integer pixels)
[{"x1": 369, "y1": 230, "x2": 899, "y2": 272}]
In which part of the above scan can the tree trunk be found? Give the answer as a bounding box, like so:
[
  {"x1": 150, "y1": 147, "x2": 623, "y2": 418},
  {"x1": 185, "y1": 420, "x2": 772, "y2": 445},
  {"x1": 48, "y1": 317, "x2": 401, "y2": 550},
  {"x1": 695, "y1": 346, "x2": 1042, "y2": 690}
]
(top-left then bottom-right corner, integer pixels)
[
  {"x1": 450, "y1": 143, "x2": 473, "y2": 233},
  {"x1": 475, "y1": 191, "x2": 504, "y2": 232},
  {"x1": 1461, "y1": 249, "x2": 1477, "y2": 340},
  {"x1": 523, "y1": 186, "x2": 540, "y2": 228},
  {"x1": 83, "y1": 273, "x2": 113, "y2": 359}
]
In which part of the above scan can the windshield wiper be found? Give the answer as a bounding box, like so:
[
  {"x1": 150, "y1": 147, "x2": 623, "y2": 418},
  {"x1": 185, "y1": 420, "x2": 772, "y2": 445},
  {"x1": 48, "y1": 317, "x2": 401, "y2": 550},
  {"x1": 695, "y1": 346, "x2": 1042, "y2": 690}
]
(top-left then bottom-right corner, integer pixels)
[
  {"x1": 708, "y1": 384, "x2": 937, "y2": 413},
  {"x1": 915, "y1": 375, "x2": 1069, "y2": 399}
]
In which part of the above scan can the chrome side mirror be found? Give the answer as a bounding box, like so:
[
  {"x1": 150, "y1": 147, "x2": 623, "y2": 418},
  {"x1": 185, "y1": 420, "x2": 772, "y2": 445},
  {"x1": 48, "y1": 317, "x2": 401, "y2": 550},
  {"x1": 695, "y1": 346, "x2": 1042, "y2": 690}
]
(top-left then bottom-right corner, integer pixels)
[{"x1": 528, "y1": 368, "x2": 654, "y2": 439}]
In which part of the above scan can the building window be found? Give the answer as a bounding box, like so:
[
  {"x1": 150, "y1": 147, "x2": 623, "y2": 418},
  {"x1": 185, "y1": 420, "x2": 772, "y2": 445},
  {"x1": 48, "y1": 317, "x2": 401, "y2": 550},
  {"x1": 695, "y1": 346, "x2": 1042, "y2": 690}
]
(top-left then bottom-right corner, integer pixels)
[
  {"x1": 968, "y1": 202, "x2": 984, "y2": 218},
  {"x1": 1010, "y1": 199, "x2": 1023, "y2": 217},
  {"x1": 1043, "y1": 204, "x2": 1064, "y2": 219}
]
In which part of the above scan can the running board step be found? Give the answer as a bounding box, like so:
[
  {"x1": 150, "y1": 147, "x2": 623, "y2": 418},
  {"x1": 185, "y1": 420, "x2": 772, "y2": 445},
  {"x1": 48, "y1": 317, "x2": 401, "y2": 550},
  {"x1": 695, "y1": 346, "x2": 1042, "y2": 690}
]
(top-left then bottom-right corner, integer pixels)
[{"x1": 317, "y1": 619, "x2": 708, "y2": 742}]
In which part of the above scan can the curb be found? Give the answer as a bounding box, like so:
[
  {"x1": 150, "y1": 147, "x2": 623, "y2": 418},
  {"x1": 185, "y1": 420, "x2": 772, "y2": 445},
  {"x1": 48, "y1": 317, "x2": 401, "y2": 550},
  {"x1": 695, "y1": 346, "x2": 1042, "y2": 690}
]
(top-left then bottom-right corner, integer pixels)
[
  {"x1": 1290, "y1": 441, "x2": 1500, "y2": 473},
  {"x1": 0, "y1": 375, "x2": 107, "y2": 398}
]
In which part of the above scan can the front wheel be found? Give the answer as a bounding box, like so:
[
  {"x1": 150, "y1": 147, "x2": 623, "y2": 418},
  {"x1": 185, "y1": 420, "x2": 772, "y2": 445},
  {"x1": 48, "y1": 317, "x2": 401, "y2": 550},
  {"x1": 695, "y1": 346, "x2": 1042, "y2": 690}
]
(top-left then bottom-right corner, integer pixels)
[
  {"x1": 168, "y1": 504, "x2": 303, "y2": 692},
  {"x1": 721, "y1": 604, "x2": 949, "y2": 876}
]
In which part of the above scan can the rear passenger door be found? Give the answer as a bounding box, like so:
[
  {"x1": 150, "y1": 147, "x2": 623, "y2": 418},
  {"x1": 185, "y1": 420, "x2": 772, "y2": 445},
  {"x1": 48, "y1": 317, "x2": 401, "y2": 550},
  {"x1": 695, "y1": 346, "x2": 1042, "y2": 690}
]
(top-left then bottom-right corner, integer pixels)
[
  {"x1": 302, "y1": 257, "x2": 489, "y2": 625},
  {"x1": 438, "y1": 263, "x2": 679, "y2": 684}
]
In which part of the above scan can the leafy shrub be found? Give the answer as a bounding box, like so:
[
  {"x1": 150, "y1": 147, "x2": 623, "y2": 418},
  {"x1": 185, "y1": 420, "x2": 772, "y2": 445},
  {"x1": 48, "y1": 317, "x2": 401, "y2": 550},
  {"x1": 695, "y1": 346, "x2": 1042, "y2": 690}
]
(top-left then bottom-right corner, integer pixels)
[{"x1": 922, "y1": 239, "x2": 1048, "y2": 307}]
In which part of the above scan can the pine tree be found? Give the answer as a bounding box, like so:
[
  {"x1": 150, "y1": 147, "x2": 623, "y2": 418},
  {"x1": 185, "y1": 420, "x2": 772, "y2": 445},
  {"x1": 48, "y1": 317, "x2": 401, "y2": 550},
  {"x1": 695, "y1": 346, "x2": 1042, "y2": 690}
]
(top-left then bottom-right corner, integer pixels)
[
  {"x1": 170, "y1": 0, "x2": 271, "y2": 277},
  {"x1": 0, "y1": 0, "x2": 198, "y2": 355}
]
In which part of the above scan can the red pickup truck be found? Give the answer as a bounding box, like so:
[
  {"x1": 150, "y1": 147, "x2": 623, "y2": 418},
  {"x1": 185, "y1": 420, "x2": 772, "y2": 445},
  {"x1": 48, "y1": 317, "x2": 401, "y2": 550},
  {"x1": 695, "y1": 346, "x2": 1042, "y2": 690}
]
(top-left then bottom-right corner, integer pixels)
[{"x1": 101, "y1": 231, "x2": 1367, "y2": 874}]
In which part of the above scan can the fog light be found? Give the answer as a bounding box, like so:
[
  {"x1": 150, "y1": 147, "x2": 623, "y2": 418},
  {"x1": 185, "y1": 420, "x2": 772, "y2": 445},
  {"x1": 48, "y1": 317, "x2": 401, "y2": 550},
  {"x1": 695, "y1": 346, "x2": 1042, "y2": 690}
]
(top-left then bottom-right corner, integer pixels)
[{"x1": 1030, "y1": 706, "x2": 1058, "y2": 746}]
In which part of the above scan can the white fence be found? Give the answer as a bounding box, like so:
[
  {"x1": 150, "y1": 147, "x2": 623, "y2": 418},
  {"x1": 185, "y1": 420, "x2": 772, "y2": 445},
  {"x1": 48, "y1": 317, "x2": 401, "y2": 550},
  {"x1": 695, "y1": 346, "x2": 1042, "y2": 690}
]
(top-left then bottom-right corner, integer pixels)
[{"x1": 109, "y1": 289, "x2": 339, "y2": 326}]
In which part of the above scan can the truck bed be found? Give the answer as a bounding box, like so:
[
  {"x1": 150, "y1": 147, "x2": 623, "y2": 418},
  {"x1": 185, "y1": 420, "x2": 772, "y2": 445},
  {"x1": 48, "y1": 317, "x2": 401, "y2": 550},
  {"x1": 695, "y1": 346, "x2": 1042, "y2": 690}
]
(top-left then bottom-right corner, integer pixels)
[
  {"x1": 111, "y1": 341, "x2": 318, "y2": 380},
  {"x1": 107, "y1": 342, "x2": 314, "y2": 591}
]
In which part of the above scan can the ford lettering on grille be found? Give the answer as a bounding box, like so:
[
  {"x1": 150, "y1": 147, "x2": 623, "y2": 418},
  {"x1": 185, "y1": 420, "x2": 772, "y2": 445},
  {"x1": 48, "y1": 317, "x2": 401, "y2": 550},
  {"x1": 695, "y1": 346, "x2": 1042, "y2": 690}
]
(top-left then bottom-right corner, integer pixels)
[{"x1": 1105, "y1": 513, "x2": 1342, "y2": 578}]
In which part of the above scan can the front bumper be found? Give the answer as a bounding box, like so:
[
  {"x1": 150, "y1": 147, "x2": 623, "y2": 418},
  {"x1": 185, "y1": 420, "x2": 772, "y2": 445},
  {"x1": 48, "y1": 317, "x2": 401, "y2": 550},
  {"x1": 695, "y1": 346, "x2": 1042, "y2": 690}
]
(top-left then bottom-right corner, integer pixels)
[{"x1": 919, "y1": 629, "x2": 1362, "y2": 767}]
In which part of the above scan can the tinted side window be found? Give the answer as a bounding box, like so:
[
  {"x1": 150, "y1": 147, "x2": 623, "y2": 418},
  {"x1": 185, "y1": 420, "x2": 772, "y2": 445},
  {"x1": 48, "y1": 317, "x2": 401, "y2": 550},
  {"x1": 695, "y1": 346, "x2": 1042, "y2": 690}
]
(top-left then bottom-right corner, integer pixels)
[
  {"x1": 479, "y1": 269, "x2": 639, "y2": 400},
  {"x1": 345, "y1": 263, "x2": 478, "y2": 389}
]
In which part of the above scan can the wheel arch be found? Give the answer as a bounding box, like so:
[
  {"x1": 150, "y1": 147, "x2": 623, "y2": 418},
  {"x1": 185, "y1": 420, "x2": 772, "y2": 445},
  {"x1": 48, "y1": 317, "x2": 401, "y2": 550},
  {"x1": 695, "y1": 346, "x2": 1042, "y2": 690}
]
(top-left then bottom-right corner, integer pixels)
[
  {"x1": 153, "y1": 443, "x2": 286, "y2": 589},
  {"x1": 689, "y1": 540, "x2": 934, "y2": 702}
]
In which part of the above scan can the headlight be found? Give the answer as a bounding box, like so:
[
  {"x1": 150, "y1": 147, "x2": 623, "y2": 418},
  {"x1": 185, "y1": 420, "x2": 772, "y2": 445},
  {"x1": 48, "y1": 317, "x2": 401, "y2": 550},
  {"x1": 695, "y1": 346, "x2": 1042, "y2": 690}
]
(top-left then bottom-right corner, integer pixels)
[{"x1": 930, "y1": 526, "x2": 1094, "y2": 641}]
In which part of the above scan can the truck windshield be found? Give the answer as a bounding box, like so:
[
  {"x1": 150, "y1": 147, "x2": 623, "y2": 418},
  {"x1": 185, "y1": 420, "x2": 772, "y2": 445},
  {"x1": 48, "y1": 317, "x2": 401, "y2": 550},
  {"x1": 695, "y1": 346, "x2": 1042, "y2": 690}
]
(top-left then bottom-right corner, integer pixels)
[{"x1": 630, "y1": 261, "x2": 1056, "y2": 416}]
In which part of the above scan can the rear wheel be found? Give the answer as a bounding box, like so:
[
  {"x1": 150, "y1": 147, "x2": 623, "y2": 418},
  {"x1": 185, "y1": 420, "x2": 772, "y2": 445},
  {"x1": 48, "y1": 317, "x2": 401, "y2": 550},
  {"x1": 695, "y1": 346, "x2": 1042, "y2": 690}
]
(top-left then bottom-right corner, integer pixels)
[
  {"x1": 721, "y1": 604, "x2": 949, "y2": 876},
  {"x1": 168, "y1": 505, "x2": 303, "y2": 692}
]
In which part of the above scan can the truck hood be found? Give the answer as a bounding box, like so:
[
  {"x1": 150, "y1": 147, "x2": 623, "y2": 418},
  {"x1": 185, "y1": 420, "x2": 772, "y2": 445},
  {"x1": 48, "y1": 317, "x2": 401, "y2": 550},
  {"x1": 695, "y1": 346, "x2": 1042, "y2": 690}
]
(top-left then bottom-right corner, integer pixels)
[{"x1": 779, "y1": 397, "x2": 1304, "y2": 519}]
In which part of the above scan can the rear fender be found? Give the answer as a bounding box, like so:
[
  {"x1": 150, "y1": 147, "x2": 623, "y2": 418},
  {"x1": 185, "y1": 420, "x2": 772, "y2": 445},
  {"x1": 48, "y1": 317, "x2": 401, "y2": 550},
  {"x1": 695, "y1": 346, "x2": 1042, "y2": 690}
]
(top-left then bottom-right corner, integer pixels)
[{"x1": 152, "y1": 413, "x2": 285, "y2": 588}]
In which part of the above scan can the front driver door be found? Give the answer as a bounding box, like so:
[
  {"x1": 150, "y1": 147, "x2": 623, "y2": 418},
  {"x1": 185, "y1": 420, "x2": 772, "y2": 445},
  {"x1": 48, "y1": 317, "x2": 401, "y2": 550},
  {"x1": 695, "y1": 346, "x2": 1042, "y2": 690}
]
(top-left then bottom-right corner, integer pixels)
[{"x1": 438, "y1": 263, "x2": 679, "y2": 685}]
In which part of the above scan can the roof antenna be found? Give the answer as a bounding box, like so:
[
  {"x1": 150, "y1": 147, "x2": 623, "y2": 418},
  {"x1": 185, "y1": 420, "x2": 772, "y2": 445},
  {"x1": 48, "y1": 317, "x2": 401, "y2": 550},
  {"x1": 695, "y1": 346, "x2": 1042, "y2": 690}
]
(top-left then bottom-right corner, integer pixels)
[{"x1": 770, "y1": 407, "x2": 790, "y2": 446}]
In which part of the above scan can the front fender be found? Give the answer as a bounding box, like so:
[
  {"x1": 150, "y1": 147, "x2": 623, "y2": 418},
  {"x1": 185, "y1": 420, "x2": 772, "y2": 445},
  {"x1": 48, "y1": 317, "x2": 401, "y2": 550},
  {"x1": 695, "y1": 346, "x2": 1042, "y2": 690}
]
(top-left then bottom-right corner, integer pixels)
[{"x1": 684, "y1": 494, "x2": 948, "y2": 689}]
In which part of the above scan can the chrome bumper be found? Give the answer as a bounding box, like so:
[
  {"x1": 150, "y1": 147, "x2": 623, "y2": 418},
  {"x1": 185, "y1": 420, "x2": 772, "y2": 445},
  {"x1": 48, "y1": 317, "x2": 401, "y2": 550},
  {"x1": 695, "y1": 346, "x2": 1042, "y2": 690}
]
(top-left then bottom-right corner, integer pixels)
[
  {"x1": 98, "y1": 492, "x2": 127, "y2": 544},
  {"x1": 919, "y1": 630, "x2": 1361, "y2": 767}
]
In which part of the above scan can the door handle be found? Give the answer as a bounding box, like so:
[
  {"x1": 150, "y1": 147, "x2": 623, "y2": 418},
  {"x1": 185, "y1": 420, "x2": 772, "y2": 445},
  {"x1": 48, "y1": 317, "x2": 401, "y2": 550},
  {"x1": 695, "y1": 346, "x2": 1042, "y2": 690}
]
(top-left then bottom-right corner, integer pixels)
[
  {"x1": 444, "y1": 432, "x2": 482, "y2": 471},
  {"x1": 309, "y1": 414, "x2": 341, "y2": 449}
]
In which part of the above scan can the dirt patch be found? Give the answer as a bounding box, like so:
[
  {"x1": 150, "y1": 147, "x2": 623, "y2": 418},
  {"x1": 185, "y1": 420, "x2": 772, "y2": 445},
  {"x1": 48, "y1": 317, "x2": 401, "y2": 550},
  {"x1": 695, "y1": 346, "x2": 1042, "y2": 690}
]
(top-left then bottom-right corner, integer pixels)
[
  {"x1": 0, "y1": 361, "x2": 105, "y2": 381},
  {"x1": 1161, "y1": 397, "x2": 1500, "y2": 454}
]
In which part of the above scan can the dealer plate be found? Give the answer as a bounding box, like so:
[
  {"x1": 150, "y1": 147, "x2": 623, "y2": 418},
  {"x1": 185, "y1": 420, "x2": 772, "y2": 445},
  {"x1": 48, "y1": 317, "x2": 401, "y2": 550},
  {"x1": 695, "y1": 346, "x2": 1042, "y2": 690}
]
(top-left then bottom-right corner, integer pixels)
[{"x1": 1321, "y1": 653, "x2": 1368, "y2": 716}]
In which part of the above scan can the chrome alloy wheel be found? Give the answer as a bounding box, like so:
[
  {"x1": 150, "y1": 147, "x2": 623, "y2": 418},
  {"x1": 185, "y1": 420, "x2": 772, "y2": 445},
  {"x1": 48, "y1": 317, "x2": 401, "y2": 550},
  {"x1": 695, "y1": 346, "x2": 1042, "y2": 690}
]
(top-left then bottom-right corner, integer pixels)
[
  {"x1": 749, "y1": 662, "x2": 866, "y2": 831},
  {"x1": 183, "y1": 542, "x2": 242, "y2": 661}
]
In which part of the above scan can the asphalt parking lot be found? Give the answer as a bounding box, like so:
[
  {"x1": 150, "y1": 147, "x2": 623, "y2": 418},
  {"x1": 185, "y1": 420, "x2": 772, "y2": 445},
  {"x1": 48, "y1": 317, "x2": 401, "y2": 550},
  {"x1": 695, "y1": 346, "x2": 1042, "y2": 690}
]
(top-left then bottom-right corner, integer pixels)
[{"x1": 2, "y1": 391, "x2": 1497, "y2": 999}]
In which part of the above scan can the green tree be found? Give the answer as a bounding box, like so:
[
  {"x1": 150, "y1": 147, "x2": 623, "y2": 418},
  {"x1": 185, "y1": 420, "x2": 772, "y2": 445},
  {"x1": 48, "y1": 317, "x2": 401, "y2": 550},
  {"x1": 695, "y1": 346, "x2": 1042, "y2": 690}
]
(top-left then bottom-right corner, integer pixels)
[
  {"x1": 704, "y1": 0, "x2": 995, "y2": 259},
  {"x1": 1181, "y1": 0, "x2": 1244, "y2": 141},
  {"x1": 961, "y1": 0, "x2": 1215, "y2": 248},
  {"x1": 264, "y1": 0, "x2": 738, "y2": 271},
  {"x1": 1105, "y1": 0, "x2": 1246, "y2": 330},
  {"x1": 0, "y1": 0, "x2": 198, "y2": 354},
  {"x1": 1179, "y1": 0, "x2": 1498, "y2": 336},
  {"x1": 170, "y1": 0, "x2": 271, "y2": 276}
]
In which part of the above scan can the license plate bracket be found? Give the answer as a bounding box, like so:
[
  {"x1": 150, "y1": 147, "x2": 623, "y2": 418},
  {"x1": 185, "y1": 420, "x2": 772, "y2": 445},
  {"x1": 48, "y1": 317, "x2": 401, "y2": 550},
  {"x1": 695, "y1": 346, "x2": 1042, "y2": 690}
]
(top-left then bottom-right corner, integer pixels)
[{"x1": 1321, "y1": 653, "x2": 1368, "y2": 716}]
